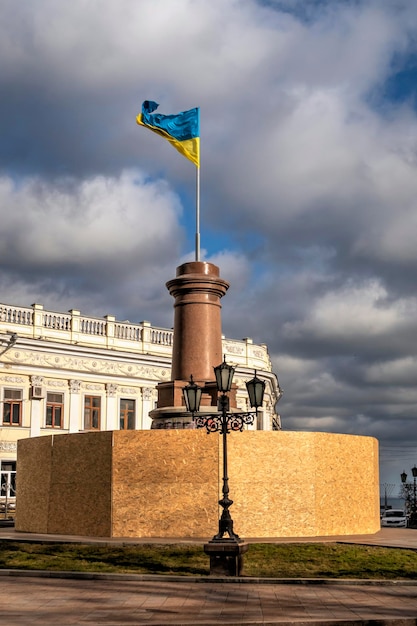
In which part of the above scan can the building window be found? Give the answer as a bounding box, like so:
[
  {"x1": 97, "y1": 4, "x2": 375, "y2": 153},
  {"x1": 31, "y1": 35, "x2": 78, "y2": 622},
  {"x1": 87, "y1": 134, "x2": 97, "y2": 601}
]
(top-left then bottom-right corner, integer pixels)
[
  {"x1": 120, "y1": 399, "x2": 135, "y2": 430},
  {"x1": 1, "y1": 461, "x2": 16, "y2": 499},
  {"x1": 3, "y1": 389, "x2": 22, "y2": 426},
  {"x1": 84, "y1": 396, "x2": 101, "y2": 430},
  {"x1": 46, "y1": 393, "x2": 63, "y2": 428}
]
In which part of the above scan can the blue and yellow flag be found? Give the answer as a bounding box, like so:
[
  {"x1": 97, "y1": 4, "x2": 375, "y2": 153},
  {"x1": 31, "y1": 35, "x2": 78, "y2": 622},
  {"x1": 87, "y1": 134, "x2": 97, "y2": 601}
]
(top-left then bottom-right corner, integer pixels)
[{"x1": 136, "y1": 101, "x2": 200, "y2": 167}]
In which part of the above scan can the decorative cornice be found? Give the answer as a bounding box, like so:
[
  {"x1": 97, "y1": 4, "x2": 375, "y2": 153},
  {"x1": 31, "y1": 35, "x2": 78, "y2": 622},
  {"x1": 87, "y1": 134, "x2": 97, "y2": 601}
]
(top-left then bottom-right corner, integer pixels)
[
  {"x1": 0, "y1": 441, "x2": 17, "y2": 451},
  {"x1": 45, "y1": 379, "x2": 68, "y2": 388},
  {"x1": 83, "y1": 383, "x2": 104, "y2": 391},
  {"x1": 119, "y1": 387, "x2": 139, "y2": 395},
  {"x1": 224, "y1": 343, "x2": 244, "y2": 355},
  {"x1": 252, "y1": 349, "x2": 264, "y2": 358},
  {"x1": 2, "y1": 349, "x2": 170, "y2": 381},
  {"x1": 0, "y1": 376, "x2": 25, "y2": 383}
]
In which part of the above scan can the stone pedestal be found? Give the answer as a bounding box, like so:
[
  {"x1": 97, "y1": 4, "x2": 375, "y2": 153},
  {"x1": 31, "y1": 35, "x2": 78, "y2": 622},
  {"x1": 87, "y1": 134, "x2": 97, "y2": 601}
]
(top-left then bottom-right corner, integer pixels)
[
  {"x1": 150, "y1": 261, "x2": 230, "y2": 429},
  {"x1": 204, "y1": 540, "x2": 249, "y2": 576}
]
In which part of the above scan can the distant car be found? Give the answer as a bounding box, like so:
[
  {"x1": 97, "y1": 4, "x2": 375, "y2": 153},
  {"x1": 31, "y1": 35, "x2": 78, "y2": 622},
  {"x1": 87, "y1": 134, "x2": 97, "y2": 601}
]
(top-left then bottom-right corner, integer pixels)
[{"x1": 381, "y1": 509, "x2": 407, "y2": 528}]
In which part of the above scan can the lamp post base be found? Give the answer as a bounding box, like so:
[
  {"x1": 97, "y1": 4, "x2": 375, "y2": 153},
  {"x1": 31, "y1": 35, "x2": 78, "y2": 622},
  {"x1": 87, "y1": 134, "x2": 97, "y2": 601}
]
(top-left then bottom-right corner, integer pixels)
[{"x1": 203, "y1": 540, "x2": 248, "y2": 576}]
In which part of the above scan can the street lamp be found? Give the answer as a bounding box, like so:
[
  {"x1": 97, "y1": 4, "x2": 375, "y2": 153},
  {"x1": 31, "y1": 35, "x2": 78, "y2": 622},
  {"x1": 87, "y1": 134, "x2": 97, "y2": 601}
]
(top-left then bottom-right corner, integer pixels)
[
  {"x1": 183, "y1": 375, "x2": 202, "y2": 414},
  {"x1": 183, "y1": 357, "x2": 265, "y2": 543},
  {"x1": 400, "y1": 467, "x2": 417, "y2": 527}
]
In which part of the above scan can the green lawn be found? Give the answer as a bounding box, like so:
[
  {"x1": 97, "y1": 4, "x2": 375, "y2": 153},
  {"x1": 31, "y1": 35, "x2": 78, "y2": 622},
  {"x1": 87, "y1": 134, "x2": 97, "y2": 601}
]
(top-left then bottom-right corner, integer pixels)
[{"x1": 0, "y1": 541, "x2": 417, "y2": 578}]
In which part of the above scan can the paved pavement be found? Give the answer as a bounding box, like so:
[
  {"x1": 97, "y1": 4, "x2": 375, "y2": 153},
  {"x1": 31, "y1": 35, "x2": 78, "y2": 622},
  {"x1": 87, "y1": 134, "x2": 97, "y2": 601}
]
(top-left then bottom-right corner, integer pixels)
[{"x1": 1, "y1": 528, "x2": 417, "y2": 625}]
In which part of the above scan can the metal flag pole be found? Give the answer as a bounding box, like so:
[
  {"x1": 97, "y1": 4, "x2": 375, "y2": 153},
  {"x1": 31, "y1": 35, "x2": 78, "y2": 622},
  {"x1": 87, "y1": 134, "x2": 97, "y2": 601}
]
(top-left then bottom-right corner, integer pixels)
[
  {"x1": 195, "y1": 107, "x2": 201, "y2": 262},
  {"x1": 196, "y1": 165, "x2": 200, "y2": 262}
]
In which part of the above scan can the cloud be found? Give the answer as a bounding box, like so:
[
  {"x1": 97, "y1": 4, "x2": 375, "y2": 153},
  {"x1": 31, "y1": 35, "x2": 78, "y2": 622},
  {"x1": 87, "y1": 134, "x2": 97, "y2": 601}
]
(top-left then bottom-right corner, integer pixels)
[
  {"x1": 0, "y1": 172, "x2": 181, "y2": 263},
  {"x1": 0, "y1": 170, "x2": 184, "y2": 323},
  {"x1": 282, "y1": 279, "x2": 417, "y2": 346},
  {"x1": 365, "y1": 358, "x2": 417, "y2": 386}
]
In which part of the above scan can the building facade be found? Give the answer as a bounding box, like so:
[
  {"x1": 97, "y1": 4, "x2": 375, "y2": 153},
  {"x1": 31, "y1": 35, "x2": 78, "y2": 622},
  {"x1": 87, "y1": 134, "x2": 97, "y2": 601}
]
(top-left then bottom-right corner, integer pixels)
[{"x1": 0, "y1": 302, "x2": 282, "y2": 502}]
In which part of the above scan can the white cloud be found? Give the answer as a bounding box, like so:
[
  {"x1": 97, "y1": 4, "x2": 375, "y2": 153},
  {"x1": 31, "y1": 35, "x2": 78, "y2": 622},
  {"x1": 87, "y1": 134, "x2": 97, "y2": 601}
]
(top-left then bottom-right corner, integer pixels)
[
  {"x1": 365, "y1": 357, "x2": 417, "y2": 386},
  {"x1": 282, "y1": 279, "x2": 417, "y2": 341},
  {"x1": 0, "y1": 170, "x2": 185, "y2": 325},
  {"x1": 0, "y1": 171, "x2": 182, "y2": 266}
]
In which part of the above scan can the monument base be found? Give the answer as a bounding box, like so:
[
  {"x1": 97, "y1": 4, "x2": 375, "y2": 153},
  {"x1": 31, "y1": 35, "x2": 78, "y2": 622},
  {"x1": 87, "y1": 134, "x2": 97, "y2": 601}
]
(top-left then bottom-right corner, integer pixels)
[
  {"x1": 149, "y1": 406, "x2": 196, "y2": 429},
  {"x1": 150, "y1": 380, "x2": 237, "y2": 429},
  {"x1": 15, "y1": 430, "x2": 380, "y2": 539}
]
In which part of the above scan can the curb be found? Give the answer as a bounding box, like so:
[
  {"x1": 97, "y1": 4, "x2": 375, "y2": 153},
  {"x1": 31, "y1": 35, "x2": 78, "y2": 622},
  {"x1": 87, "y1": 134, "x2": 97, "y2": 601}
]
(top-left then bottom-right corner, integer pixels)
[{"x1": 1, "y1": 568, "x2": 417, "y2": 586}]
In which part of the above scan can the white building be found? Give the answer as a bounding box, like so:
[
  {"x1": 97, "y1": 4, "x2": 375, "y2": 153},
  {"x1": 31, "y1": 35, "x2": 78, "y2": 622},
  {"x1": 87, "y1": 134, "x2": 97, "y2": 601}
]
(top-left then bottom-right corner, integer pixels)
[{"x1": 0, "y1": 302, "x2": 282, "y2": 502}]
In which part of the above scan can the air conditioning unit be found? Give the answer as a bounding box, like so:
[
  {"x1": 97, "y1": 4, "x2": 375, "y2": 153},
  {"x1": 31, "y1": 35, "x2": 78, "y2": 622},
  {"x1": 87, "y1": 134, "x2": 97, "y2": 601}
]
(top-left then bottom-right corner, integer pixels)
[{"x1": 31, "y1": 386, "x2": 45, "y2": 400}]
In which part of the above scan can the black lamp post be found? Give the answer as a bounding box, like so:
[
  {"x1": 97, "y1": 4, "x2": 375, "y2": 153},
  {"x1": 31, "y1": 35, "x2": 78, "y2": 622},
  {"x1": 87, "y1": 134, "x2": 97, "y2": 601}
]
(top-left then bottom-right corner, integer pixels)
[
  {"x1": 400, "y1": 471, "x2": 409, "y2": 517},
  {"x1": 412, "y1": 467, "x2": 417, "y2": 497},
  {"x1": 400, "y1": 468, "x2": 417, "y2": 527},
  {"x1": 183, "y1": 357, "x2": 265, "y2": 543}
]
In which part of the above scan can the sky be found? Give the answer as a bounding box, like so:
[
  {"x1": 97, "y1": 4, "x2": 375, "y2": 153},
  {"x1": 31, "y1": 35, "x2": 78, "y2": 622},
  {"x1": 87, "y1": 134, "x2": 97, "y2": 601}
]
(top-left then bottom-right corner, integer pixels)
[{"x1": 1, "y1": 0, "x2": 417, "y2": 491}]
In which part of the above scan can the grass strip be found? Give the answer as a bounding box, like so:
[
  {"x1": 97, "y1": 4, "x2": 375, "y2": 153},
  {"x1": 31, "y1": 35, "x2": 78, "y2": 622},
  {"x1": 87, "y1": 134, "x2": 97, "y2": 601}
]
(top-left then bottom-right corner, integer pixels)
[{"x1": 0, "y1": 542, "x2": 417, "y2": 579}]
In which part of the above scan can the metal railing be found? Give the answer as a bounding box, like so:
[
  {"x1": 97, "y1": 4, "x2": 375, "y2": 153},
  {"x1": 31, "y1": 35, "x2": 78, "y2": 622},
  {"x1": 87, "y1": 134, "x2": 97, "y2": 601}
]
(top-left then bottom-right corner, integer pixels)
[{"x1": 0, "y1": 470, "x2": 16, "y2": 518}]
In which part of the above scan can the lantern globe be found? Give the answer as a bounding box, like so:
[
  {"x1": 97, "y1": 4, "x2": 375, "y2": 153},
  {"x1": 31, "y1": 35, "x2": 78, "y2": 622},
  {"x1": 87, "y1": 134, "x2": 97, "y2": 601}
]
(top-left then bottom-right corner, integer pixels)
[
  {"x1": 246, "y1": 371, "x2": 265, "y2": 409},
  {"x1": 401, "y1": 471, "x2": 408, "y2": 484},
  {"x1": 183, "y1": 376, "x2": 202, "y2": 414},
  {"x1": 214, "y1": 357, "x2": 235, "y2": 393}
]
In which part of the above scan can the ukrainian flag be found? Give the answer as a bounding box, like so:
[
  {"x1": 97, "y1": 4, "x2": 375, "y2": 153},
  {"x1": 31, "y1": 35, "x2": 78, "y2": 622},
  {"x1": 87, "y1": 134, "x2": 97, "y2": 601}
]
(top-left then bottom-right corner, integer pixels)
[{"x1": 136, "y1": 101, "x2": 200, "y2": 167}]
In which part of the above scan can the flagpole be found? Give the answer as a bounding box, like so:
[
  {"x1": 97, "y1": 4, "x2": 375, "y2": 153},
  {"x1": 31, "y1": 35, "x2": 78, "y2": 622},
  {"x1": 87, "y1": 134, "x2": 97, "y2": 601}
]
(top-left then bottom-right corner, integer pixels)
[
  {"x1": 195, "y1": 165, "x2": 200, "y2": 262},
  {"x1": 195, "y1": 107, "x2": 201, "y2": 262}
]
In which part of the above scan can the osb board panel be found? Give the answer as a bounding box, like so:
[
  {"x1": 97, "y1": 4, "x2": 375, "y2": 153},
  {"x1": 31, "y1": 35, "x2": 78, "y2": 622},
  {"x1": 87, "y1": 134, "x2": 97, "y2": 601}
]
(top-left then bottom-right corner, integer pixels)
[
  {"x1": 226, "y1": 431, "x2": 317, "y2": 537},
  {"x1": 112, "y1": 430, "x2": 219, "y2": 538},
  {"x1": 16, "y1": 430, "x2": 379, "y2": 539},
  {"x1": 47, "y1": 432, "x2": 112, "y2": 537},
  {"x1": 228, "y1": 431, "x2": 380, "y2": 537},
  {"x1": 15, "y1": 437, "x2": 53, "y2": 533},
  {"x1": 313, "y1": 433, "x2": 380, "y2": 535}
]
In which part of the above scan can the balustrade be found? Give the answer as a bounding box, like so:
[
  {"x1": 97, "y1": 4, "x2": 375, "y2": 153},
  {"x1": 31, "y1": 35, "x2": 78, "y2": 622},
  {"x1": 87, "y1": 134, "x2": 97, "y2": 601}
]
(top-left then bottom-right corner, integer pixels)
[
  {"x1": 114, "y1": 324, "x2": 143, "y2": 341},
  {"x1": 0, "y1": 302, "x2": 271, "y2": 371},
  {"x1": 80, "y1": 319, "x2": 106, "y2": 336},
  {"x1": 150, "y1": 329, "x2": 173, "y2": 346},
  {"x1": 43, "y1": 314, "x2": 70, "y2": 331},
  {"x1": 0, "y1": 305, "x2": 32, "y2": 325}
]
